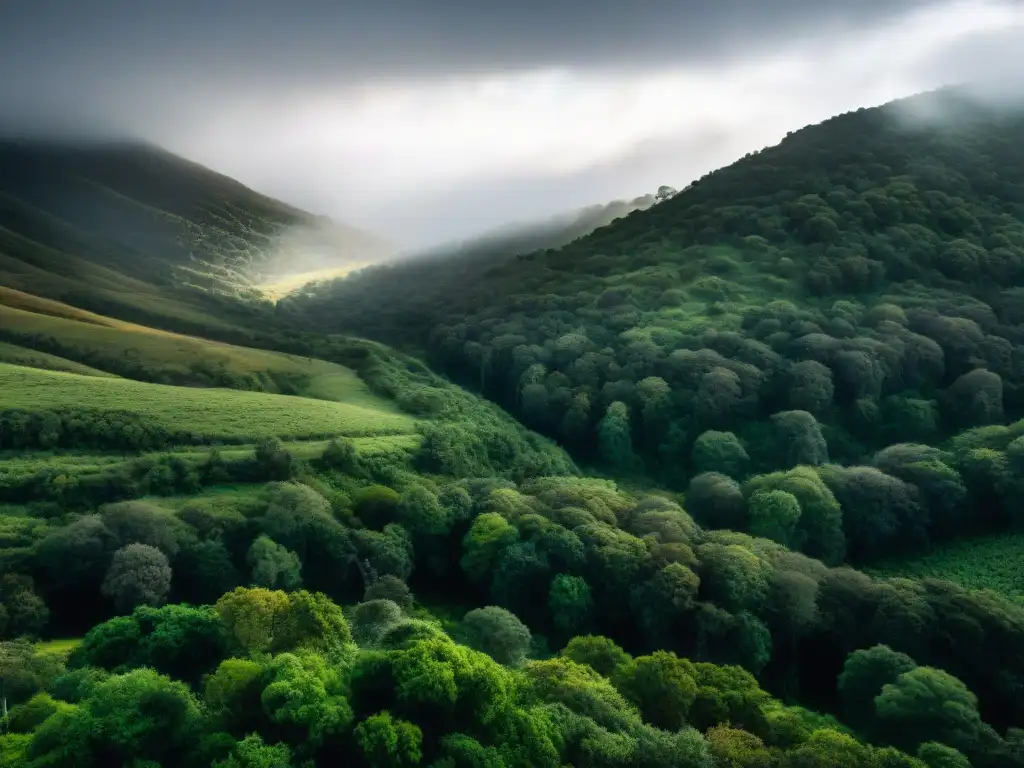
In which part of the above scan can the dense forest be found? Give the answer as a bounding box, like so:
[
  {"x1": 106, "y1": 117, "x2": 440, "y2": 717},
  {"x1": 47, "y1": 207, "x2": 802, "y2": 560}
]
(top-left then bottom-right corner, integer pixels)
[{"x1": 5, "y1": 87, "x2": 1024, "y2": 767}]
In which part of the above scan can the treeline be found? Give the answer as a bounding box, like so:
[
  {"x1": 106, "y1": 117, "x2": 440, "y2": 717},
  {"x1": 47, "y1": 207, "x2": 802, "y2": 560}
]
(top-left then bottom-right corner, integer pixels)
[
  {"x1": 0, "y1": 407, "x2": 202, "y2": 452},
  {"x1": 7, "y1": 462, "x2": 1024, "y2": 764},
  {"x1": 1, "y1": 587, "x2": 1000, "y2": 767}
]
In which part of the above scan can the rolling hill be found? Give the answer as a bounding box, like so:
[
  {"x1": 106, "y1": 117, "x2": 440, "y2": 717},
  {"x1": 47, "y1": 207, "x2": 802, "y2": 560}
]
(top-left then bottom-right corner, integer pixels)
[{"x1": 0, "y1": 139, "x2": 392, "y2": 327}]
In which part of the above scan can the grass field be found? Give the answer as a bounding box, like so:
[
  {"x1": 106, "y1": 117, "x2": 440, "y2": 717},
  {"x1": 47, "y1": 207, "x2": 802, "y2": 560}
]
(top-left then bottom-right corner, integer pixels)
[
  {"x1": 0, "y1": 340, "x2": 118, "y2": 377},
  {"x1": 35, "y1": 638, "x2": 81, "y2": 657},
  {"x1": 0, "y1": 288, "x2": 377, "y2": 402},
  {"x1": 0, "y1": 363, "x2": 415, "y2": 442},
  {"x1": 870, "y1": 533, "x2": 1024, "y2": 603}
]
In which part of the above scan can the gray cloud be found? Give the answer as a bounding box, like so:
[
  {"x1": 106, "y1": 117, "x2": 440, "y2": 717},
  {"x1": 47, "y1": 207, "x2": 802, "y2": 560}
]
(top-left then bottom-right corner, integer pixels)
[
  {"x1": 0, "y1": 0, "x2": 936, "y2": 136},
  {"x1": 0, "y1": 0, "x2": 1021, "y2": 247}
]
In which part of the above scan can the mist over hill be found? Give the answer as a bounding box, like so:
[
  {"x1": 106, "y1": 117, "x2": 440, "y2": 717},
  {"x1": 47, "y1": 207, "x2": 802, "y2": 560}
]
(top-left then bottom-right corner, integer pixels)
[{"x1": 0, "y1": 139, "x2": 391, "y2": 301}]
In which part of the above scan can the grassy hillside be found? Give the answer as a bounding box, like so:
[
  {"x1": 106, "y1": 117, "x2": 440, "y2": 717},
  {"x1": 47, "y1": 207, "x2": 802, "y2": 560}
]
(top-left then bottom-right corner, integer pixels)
[
  {"x1": 0, "y1": 341, "x2": 116, "y2": 377},
  {"x1": 0, "y1": 363, "x2": 414, "y2": 442},
  {"x1": 0, "y1": 140, "x2": 391, "y2": 296},
  {"x1": 0, "y1": 286, "x2": 378, "y2": 395},
  {"x1": 871, "y1": 533, "x2": 1024, "y2": 603}
]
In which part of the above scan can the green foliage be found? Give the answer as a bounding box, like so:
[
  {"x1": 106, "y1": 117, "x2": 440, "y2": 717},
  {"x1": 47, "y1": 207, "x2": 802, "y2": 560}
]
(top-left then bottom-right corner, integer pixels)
[
  {"x1": 213, "y1": 734, "x2": 293, "y2": 768},
  {"x1": 560, "y1": 635, "x2": 632, "y2": 678},
  {"x1": 248, "y1": 535, "x2": 303, "y2": 591},
  {"x1": 365, "y1": 576, "x2": 415, "y2": 611},
  {"x1": 460, "y1": 606, "x2": 532, "y2": 667},
  {"x1": 261, "y1": 651, "x2": 353, "y2": 751},
  {"x1": 838, "y1": 645, "x2": 918, "y2": 728},
  {"x1": 614, "y1": 651, "x2": 698, "y2": 731},
  {"x1": 101, "y1": 543, "x2": 172, "y2": 612},
  {"x1": 692, "y1": 431, "x2": 750, "y2": 478},
  {"x1": 548, "y1": 574, "x2": 594, "y2": 643},
  {"x1": 354, "y1": 710, "x2": 423, "y2": 767},
  {"x1": 0, "y1": 363, "x2": 415, "y2": 445},
  {"x1": 28, "y1": 668, "x2": 200, "y2": 766}
]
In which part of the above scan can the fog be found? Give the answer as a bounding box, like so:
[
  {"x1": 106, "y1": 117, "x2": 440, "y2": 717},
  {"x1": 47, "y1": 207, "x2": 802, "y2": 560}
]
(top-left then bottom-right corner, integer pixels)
[{"x1": 2, "y1": 0, "x2": 1022, "y2": 247}]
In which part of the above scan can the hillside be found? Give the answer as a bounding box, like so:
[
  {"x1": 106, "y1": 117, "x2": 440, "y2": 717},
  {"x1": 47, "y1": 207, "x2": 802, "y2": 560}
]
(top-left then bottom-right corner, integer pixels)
[
  {"x1": 277, "y1": 192, "x2": 659, "y2": 343},
  {"x1": 288, "y1": 89, "x2": 1024, "y2": 537},
  {"x1": 0, "y1": 139, "x2": 391, "y2": 324},
  {"x1": 9, "y1": 92, "x2": 1024, "y2": 768}
]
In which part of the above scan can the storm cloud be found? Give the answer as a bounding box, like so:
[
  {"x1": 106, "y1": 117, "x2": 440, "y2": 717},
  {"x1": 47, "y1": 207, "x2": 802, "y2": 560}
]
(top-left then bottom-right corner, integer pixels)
[{"x1": 2, "y1": 0, "x2": 1022, "y2": 245}]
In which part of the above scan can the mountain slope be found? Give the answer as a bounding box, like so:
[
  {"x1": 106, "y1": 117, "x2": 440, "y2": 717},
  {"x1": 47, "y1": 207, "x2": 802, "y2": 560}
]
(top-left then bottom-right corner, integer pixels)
[
  {"x1": 0, "y1": 139, "x2": 392, "y2": 309},
  {"x1": 278, "y1": 192, "x2": 659, "y2": 344},
  {"x1": 291, "y1": 88, "x2": 1024, "y2": 463}
]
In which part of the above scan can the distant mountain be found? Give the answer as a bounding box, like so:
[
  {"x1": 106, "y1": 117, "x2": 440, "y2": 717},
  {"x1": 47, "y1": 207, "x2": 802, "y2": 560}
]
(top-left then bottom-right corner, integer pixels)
[
  {"x1": 0, "y1": 139, "x2": 391, "y2": 320},
  {"x1": 278, "y1": 191, "x2": 659, "y2": 344}
]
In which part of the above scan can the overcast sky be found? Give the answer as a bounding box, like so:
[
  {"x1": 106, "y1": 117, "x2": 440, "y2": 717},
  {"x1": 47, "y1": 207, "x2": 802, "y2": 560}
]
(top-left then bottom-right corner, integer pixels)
[{"x1": 2, "y1": 0, "x2": 1023, "y2": 246}]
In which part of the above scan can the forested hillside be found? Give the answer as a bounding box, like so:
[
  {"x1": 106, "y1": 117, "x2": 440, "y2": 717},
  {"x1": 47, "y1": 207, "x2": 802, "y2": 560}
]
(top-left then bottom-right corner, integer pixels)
[
  {"x1": 287, "y1": 89, "x2": 1024, "y2": 559},
  {"x1": 6, "y1": 88, "x2": 1024, "y2": 767},
  {"x1": 278, "y1": 192, "x2": 661, "y2": 344}
]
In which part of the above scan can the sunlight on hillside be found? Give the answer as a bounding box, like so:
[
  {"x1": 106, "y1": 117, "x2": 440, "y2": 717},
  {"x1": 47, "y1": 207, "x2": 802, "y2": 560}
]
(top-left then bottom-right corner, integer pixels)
[{"x1": 258, "y1": 263, "x2": 372, "y2": 300}]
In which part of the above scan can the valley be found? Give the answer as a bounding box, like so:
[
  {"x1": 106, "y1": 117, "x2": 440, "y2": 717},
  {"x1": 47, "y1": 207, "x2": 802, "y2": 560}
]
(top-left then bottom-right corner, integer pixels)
[{"x1": 3, "y1": 90, "x2": 1024, "y2": 767}]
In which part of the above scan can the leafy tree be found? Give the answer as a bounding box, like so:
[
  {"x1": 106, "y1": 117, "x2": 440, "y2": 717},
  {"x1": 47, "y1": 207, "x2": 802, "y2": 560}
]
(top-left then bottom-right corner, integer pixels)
[
  {"x1": 204, "y1": 658, "x2": 266, "y2": 736},
  {"x1": 838, "y1": 644, "x2": 918, "y2": 728},
  {"x1": 917, "y1": 742, "x2": 972, "y2": 768},
  {"x1": 247, "y1": 535, "x2": 302, "y2": 591},
  {"x1": 215, "y1": 587, "x2": 291, "y2": 654},
  {"x1": 254, "y1": 437, "x2": 294, "y2": 480},
  {"x1": 706, "y1": 725, "x2": 775, "y2": 768},
  {"x1": 101, "y1": 543, "x2": 172, "y2": 612},
  {"x1": 615, "y1": 651, "x2": 698, "y2": 731},
  {"x1": 213, "y1": 733, "x2": 293, "y2": 768},
  {"x1": 352, "y1": 599, "x2": 406, "y2": 647},
  {"x1": 747, "y1": 489, "x2": 801, "y2": 547},
  {"x1": 29, "y1": 668, "x2": 200, "y2": 766},
  {"x1": 0, "y1": 576, "x2": 48, "y2": 639},
  {"x1": 261, "y1": 652, "x2": 352, "y2": 752},
  {"x1": 548, "y1": 573, "x2": 593, "y2": 642},
  {"x1": 321, "y1": 437, "x2": 362, "y2": 475},
  {"x1": 560, "y1": 635, "x2": 632, "y2": 678},
  {"x1": 364, "y1": 575, "x2": 414, "y2": 611},
  {"x1": 875, "y1": 666, "x2": 998, "y2": 757},
  {"x1": 461, "y1": 513, "x2": 518, "y2": 588},
  {"x1": 743, "y1": 467, "x2": 845, "y2": 564},
  {"x1": 354, "y1": 710, "x2": 423, "y2": 767},
  {"x1": 355, "y1": 485, "x2": 403, "y2": 529},
  {"x1": 630, "y1": 562, "x2": 700, "y2": 644},
  {"x1": 460, "y1": 606, "x2": 532, "y2": 667},
  {"x1": 100, "y1": 501, "x2": 190, "y2": 557},
  {"x1": 788, "y1": 360, "x2": 835, "y2": 416},
  {"x1": 818, "y1": 465, "x2": 927, "y2": 561},
  {"x1": 176, "y1": 538, "x2": 242, "y2": 605},
  {"x1": 696, "y1": 543, "x2": 770, "y2": 612},
  {"x1": 770, "y1": 410, "x2": 829, "y2": 467},
  {"x1": 686, "y1": 472, "x2": 747, "y2": 530},
  {"x1": 946, "y1": 368, "x2": 1004, "y2": 428},
  {"x1": 598, "y1": 401, "x2": 640, "y2": 470},
  {"x1": 397, "y1": 484, "x2": 452, "y2": 537},
  {"x1": 692, "y1": 430, "x2": 750, "y2": 478}
]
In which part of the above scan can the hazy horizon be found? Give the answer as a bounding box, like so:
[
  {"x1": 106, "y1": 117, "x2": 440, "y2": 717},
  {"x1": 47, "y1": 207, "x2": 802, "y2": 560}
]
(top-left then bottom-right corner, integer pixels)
[{"x1": 3, "y1": 0, "x2": 1023, "y2": 248}]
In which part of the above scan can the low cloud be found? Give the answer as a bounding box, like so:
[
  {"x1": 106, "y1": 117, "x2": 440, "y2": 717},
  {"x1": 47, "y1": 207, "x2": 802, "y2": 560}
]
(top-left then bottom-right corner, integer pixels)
[{"x1": 2, "y1": 0, "x2": 1022, "y2": 244}]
